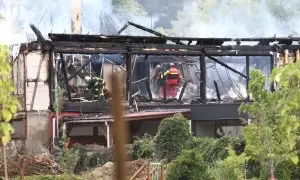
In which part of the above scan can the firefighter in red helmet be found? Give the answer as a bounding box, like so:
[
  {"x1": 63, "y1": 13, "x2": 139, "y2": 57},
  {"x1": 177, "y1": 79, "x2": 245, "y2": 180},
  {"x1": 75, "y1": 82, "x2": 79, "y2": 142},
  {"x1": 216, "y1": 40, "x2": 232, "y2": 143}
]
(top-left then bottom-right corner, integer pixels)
[{"x1": 164, "y1": 63, "x2": 181, "y2": 98}]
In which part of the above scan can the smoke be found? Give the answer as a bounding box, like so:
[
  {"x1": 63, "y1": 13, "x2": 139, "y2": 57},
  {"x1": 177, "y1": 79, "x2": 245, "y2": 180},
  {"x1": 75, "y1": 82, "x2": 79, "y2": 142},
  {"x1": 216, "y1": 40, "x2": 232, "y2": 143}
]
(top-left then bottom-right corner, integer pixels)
[
  {"x1": 0, "y1": 0, "x2": 156, "y2": 44},
  {"x1": 170, "y1": 0, "x2": 300, "y2": 37}
]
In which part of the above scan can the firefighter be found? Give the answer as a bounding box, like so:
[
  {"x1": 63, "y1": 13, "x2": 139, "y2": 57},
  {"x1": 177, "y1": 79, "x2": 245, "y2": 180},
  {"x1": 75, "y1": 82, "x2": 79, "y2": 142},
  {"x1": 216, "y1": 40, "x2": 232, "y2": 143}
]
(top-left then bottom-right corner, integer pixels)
[
  {"x1": 163, "y1": 63, "x2": 181, "y2": 98},
  {"x1": 85, "y1": 76, "x2": 106, "y2": 102},
  {"x1": 152, "y1": 64, "x2": 164, "y2": 96}
]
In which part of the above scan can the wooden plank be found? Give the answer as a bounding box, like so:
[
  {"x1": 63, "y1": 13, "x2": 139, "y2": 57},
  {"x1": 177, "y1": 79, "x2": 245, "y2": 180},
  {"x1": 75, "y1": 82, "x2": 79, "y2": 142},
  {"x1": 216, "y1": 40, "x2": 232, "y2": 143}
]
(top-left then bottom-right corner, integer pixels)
[{"x1": 111, "y1": 73, "x2": 128, "y2": 180}]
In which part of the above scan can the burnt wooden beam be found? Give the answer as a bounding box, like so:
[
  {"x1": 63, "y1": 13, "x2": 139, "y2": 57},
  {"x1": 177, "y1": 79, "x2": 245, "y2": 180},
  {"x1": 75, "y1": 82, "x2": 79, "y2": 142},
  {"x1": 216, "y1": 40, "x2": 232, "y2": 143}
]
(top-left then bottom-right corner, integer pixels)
[
  {"x1": 163, "y1": 77, "x2": 167, "y2": 101},
  {"x1": 117, "y1": 23, "x2": 129, "y2": 35},
  {"x1": 59, "y1": 53, "x2": 72, "y2": 101},
  {"x1": 51, "y1": 41, "x2": 275, "y2": 51},
  {"x1": 213, "y1": 81, "x2": 221, "y2": 101},
  {"x1": 128, "y1": 21, "x2": 185, "y2": 45},
  {"x1": 125, "y1": 54, "x2": 133, "y2": 105},
  {"x1": 128, "y1": 21, "x2": 166, "y2": 37},
  {"x1": 178, "y1": 81, "x2": 188, "y2": 102},
  {"x1": 67, "y1": 58, "x2": 93, "y2": 81},
  {"x1": 53, "y1": 46, "x2": 273, "y2": 56},
  {"x1": 30, "y1": 24, "x2": 46, "y2": 43},
  {"x1": 246, "y1": 56, "x2": 250, "y2": 100},
  {"x1": 270, "y1": 54, "x2": 275, "y2": 92},
  {"x1": 206, "y1": 55, "x2": 248, "y2": 79},
  {"x1": 145, "y1": 80, "x2": 152, "y2": 101},
  {"x1": 200, "y1": 55, "x2": 206, "y2": 103}
]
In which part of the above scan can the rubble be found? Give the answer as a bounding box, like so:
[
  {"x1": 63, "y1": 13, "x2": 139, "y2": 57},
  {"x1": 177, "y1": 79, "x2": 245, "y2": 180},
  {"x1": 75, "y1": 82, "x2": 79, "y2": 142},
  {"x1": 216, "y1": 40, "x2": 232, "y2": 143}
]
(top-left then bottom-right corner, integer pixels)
[
  {"x1": 0, "y1": 152, "x2": 60, "y2": 177},
  {"x1": 82, "y1": 158, "x2": 146, "y2": 180}
]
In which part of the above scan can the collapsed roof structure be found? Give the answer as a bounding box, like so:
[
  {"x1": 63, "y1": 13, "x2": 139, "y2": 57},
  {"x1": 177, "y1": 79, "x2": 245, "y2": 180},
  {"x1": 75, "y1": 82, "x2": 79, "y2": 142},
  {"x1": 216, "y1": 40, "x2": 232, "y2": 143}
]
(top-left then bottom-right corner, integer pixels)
[{"x1": 11, "y1": 21, "x2": 300, "y2": 148}]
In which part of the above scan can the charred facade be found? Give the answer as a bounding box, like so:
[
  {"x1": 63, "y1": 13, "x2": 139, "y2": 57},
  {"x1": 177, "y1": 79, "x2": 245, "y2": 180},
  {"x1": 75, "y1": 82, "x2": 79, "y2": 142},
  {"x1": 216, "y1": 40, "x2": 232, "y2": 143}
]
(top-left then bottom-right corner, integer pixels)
[{"x1": 12, "y1": 23, "x2": 300, "y2": 148}]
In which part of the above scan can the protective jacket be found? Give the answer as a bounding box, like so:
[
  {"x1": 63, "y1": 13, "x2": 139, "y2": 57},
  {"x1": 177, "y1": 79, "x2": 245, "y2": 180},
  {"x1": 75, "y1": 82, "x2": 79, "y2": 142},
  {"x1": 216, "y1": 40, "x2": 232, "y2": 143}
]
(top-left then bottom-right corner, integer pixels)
[
  {"x1": 87, "y1": 77, "x2": 105, "y2": 97},
  {"x1": 164, "y1": 67, "x2": 181, "y2": 85}
]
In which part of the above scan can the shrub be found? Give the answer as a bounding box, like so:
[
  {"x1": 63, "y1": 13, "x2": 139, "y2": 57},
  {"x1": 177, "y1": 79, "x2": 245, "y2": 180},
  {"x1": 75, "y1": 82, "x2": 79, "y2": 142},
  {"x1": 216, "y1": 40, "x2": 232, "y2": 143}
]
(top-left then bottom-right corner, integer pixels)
[
  {"x1": 131, "y1": 133, "x2": 155, "y2": 160},
  {"x1": 22, "y1": 173, "x2": 83, "y2": 180},
  {"x1": 73, "y1": 146, "x2": 112, "y2": 174},
  {"x1": 166, "y1": 150, "x2": 213, "y2": 180},
  {"x1": 186, "y1": 136, "x2": 245, "y2": 165},
  {"x1": 209, "y1": 148, "x2": 247, "y2": 180},
  {"x1": 155, "y1": 114, "x2": 192, "y2": 162}
]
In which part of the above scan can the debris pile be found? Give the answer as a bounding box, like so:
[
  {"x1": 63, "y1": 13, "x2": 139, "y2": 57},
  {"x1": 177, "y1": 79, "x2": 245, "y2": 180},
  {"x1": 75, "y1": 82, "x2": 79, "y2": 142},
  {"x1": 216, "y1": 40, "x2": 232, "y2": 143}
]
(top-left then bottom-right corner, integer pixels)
[
  {"x1": 82, "y1": 158, "x2": 146, "y2": 179},
  {"x1": 0, "y1": 153, "x2": 60, "y2": 176}
]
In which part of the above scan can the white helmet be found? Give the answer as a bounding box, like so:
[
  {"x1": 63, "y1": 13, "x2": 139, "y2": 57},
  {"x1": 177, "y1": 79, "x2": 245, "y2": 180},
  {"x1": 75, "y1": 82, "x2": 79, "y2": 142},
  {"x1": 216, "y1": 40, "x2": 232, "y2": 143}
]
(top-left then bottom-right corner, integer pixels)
[
  {"x1": 156, "y1": 64, "x2": 161, "y2": 69},
  {"x1": 85, "y1": 76, "x2": 91, "y2": 81},
  {"x1": 170, "y1": 63, "x2": 175, "y2": 67}
]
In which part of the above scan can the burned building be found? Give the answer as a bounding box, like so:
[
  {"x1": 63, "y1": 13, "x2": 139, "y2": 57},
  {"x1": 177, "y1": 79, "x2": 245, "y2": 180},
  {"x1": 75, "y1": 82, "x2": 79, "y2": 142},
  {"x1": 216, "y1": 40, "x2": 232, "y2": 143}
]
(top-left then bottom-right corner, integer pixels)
[{"x1": 10, "y1": 23, "x2": 300, "y2": 152}]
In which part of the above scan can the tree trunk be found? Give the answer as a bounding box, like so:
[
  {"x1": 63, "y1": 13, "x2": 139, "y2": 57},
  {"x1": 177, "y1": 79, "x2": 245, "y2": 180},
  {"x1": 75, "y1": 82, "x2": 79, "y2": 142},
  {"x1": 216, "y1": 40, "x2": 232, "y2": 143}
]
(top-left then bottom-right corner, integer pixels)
[{"x1": 2, "y1": 144, "x2": 8, "y2": 180}]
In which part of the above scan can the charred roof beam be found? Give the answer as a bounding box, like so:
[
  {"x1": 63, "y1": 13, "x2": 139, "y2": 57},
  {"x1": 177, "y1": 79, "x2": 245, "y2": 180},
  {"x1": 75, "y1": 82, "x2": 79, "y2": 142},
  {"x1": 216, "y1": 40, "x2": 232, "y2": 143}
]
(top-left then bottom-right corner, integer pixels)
[{"x1": 30, "y1": 24, "x2": 46, "y2": 43}]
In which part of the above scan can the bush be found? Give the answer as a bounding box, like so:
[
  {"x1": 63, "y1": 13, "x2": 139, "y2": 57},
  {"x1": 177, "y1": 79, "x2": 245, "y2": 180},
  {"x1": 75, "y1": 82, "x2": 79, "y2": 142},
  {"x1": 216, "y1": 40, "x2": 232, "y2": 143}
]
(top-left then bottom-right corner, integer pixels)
[
  {"x1": 209, "y1": 148, "x2": 247, "y2": 180},
  {"x1": 155, "y1": 114, "x2": 192, "y2": 162},
  {"x1": 166, "y1": 150, "x2": 213, "y2": 180},
  {"x1": 186, "y1": 136, "x2": 245, "y2": 166},
  {"x1": 131, "y1": 133, "x2": 155, "y2": 160},
  {"x1": 259, "y1": 161, "x2": 293, "y2": 180},
  {"x1": 22, "y1": 173, "x2": 83, "y2": 180},
  {"x1": 73, "y1": 146, "x2": 112, "y2": 174}
]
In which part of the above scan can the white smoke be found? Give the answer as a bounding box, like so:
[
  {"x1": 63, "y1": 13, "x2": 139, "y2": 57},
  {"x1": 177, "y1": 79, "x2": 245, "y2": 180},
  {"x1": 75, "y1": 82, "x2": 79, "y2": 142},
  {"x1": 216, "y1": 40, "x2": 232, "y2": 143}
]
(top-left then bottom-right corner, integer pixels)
[
  {"x1": 170, "y1": 0, "x2": 300, "y2": 37},
  {"x1": 0, "y1": 0, "x2": 156, "y2": 44}
]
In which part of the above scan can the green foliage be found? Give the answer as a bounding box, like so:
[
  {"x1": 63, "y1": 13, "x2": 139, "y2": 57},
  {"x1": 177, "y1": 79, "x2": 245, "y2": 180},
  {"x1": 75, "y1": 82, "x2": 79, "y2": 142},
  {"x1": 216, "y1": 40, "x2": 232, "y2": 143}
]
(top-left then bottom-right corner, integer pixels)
[
  {"x1": 60, "y1": 147, "x2": 80, "y2": 174},
  {"x1": 0, "y1": 45, "x2": 19, "y2": 145},
  {"x1": 73, "y1": 146, "x2": 112, "y2": 174},
  {"x1": 155, "y1": 114, "x2": 192, "y2": 162},
  {"x1": 22, "y1": 173, "x2": 83, "y2": 180},
  {"x1": 111, "y1": 0, "x2": 146, "y2": 16},
  {"x1": 131, "y1": 133, "x2": 155, "y2": 160},
  {"x1": 186, "y1": 136, "x2": 245, "y2": 166},
  {"x1": 210, "y1": 147, "x2": 247, "y2": 180},
  {"x1": 53, "y1": 87, "x2": 65, "y2": 114},
  {"x1": 166, "y1": 149, "x2": 213, "y2": 180},
  {"x1": 239, "y1": 69, "x2": 300, "y2": 177}
]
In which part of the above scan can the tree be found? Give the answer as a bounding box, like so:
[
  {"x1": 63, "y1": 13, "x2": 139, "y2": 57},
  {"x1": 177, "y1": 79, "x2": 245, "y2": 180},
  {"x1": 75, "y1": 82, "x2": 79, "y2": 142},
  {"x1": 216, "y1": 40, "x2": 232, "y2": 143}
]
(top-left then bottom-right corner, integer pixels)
[
  {"x1": 239, "y1": 69, "x2": 299, "y2": 179},
  {"x1": 210, "y1": 147, "x2": 248, "y2": 180},
  {"x1": 0, "y1": 45, "x2": 19, "y2": 179},
  {"x1": 155, "y1": 114, "x2": 192, "y2": 162},
  {"x1": 166, "y1": 149, "x2": 213, "y2": 180},
  {"x1": 111, "y1": 0, "x2": 146, "y2": 17}
]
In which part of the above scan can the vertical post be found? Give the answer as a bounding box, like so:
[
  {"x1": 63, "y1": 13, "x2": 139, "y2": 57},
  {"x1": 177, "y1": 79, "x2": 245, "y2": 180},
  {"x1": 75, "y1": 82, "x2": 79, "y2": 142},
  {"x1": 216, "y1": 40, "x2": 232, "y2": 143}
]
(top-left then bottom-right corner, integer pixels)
[
  {"x1": 270, "y1": 54, "x2": 275, "y2": 92},
  {"x1": 71, "y1": 0, "x2": 82, "y2": 34},
  {"x1": 199, "y1": 54, "x2": 206, "y2": 103},
  {"x1": 161, "y1": 165, "x2": 165, "y2": 180},
  {"x1": 296, "y1": 49, "x2": 300, "y2": 63},
  {"x1": 105, "y1": 121, "x2": 110, "y2": 148},
  {"x1": 246, "y1": 56, "x2": 250, "y2": 100},
  {"x1": 59, "y1": 53, "x2": 72, "y2": 101},
  {"x1": 49, "y1": 51, "x2": 54, "y2": 110},
  {"x1": 213, "y1": 81, "x2": 221, "y2": 101},
  {"x1": 163, "y1": 76, "x2": 167, "y2": 100},
  {"x1": 178, "y1": 81, "x2": 187, "y2": 102},
  {"x1": 125, "y1": 54, "x2": 133, "y2": 105},
  {"x1": 284, "y1": 49, "x2": 288, "y2": 65},
  {"x1": 147, "y1": 161, "x2": 150, "y2": 180},
  {"x1": 145, "y1": 79, "x2": 153, "y2": 101},
  {"x1": 191, "y1": 120, "x2": 197, "y2": 136},
  {"x1": 111, "y1": 73, "x2": 128, "y2": 180}
]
